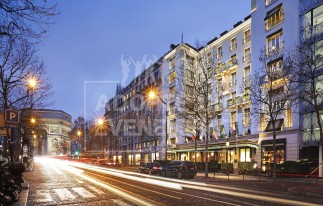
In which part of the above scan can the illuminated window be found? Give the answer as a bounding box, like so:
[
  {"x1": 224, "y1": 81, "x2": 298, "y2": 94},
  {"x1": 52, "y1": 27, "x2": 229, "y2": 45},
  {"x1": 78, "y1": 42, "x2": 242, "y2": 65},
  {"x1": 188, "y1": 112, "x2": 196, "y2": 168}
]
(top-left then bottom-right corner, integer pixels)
[
  {"x1": 266, "y1": 30, "x2": 283, "y2": 54},
  {"x1": 259, "y1": 113, "x2": 265, "y2": 131},
  {"x1": 240, "y1": 148, "x2": 251, "y2": 162},
  {"x1": 286, "y1": 108, "x2": 292, "y2": 127},
  {"x1": 265, "y1": 4, "x2": 284, "y2": 30}
]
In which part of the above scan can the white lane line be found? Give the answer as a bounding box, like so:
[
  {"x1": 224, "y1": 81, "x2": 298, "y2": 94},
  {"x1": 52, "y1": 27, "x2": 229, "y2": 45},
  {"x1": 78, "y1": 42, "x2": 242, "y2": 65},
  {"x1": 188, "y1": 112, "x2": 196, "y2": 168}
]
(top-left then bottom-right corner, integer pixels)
[
  {"x1": 88, "y1": 186, "x2": 105, "y2": 194},
  {"x1": 72, "y1": 187, "x2": 96, "y2": 198},
  {"x1": 53, "y1": 188, "x2": 76, "y2": 201},
  {"x1": 34, "y1": 190, "x2": 52, "y2": 203},
  {"x1": 75, "y1": 178, "x2": 84, "y2": 183},
  {"x1": 112, "y1": 199, "x2": 132, "y2": 206}
]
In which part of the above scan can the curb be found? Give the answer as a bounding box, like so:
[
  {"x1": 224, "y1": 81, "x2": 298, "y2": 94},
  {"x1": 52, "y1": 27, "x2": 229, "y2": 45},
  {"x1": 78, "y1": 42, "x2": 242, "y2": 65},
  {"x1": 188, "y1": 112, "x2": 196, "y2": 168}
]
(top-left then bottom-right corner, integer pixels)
[{"x1": 12, "y1": 182, "x2": 29, "y2": 206}]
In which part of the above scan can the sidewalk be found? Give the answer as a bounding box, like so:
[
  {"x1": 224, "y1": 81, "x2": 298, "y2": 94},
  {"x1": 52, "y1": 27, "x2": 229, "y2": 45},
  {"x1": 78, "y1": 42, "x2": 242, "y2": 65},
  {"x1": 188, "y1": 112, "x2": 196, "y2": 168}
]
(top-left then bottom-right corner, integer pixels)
[
  {"x1": 194, "y1": 172, "x2": 323, "y2": 199},
  {"x1": 12, "y1": 161, "x2": 33, "y2": 206}
]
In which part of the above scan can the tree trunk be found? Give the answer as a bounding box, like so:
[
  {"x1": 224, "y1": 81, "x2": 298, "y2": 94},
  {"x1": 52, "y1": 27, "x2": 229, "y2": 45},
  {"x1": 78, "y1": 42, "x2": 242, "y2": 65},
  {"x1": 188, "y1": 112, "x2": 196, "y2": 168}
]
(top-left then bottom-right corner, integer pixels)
[
  {"x1": 205, "y1": 122, "x2": 209, "y2": 178},
  {"x1": 272, "y1": 125, "x2": 277, "y2": 179}
]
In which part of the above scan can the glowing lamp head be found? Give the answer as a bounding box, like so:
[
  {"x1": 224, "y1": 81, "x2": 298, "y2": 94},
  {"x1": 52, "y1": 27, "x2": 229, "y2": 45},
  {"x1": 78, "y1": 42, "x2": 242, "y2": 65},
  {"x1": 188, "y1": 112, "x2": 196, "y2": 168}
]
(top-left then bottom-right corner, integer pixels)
[
  {"x1": 28, "y1": 78, "x2": 37, "y2": 89},
  {"x1": 77, "y1": 130, "x2": 81, "y2": 136},
  {"x1": 97, "y1": 118, "x2": 104, "y2": 126},
  {"x1": 226, "y1": 141, "x2": 229, "y2": 147},
  {"x1": 30, "y1": 118, "x2": 36, "y2": 124},
  {"x1": 148, "y1": 90, "x2": 156, "y2": 100}
]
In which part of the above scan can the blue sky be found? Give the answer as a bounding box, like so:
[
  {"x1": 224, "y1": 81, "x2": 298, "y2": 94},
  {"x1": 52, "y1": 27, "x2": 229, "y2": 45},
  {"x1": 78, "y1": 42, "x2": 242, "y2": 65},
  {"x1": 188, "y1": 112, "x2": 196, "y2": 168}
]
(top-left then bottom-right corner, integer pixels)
[{"x1": 38, "y1": 0, "x2": 251, "y2": 120}]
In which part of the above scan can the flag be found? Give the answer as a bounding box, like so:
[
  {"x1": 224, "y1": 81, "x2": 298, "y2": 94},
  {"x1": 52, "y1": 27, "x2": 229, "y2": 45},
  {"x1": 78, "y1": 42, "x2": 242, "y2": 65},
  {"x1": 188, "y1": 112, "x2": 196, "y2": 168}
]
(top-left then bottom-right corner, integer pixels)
[
  {"x1": 212, "y1": 130, "x2": 217, "y2": 139},
  {"x1": 192, "y1": 135, "x2": 195, "y2": 142}
]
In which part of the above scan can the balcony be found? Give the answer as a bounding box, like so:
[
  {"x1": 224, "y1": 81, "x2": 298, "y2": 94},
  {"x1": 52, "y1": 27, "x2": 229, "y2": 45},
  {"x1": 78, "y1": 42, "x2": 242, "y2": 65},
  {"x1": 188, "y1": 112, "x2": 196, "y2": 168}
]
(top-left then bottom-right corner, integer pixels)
[
  {"x1": 210, "y1": 102, "x2": 223, "y2": 112},
  {"x1": 266, "y1": 41, "x2": 284, "y2": 55},
  {"x1": 243, "y1": 93, "x2": 251, "y2": 103},
  {"x1": 215, "y1": 59, "x2": 238, "y2": 75}
]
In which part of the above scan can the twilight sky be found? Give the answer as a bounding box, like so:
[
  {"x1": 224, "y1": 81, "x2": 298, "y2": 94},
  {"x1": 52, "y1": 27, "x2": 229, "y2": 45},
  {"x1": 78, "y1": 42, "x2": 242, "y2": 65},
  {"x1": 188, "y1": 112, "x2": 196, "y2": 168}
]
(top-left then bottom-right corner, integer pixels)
[{"x1": 38, "y1": 0, "x2": 251, "y2": 121}]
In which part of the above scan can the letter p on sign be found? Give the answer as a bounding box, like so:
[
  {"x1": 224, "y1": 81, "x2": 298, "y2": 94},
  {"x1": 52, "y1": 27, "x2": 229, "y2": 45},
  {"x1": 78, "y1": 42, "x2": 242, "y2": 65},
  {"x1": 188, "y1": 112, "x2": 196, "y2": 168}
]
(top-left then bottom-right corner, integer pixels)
[{"x1": 5, "y1": 109, "x2": 20, "y2": 124}]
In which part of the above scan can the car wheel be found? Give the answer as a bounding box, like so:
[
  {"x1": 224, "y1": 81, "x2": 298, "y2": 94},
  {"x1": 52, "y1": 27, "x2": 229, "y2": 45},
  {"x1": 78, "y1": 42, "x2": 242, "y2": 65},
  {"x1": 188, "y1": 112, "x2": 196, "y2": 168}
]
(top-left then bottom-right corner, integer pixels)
[
  {"x1": 161, "y1": 170, "x2": 166, "y2": 177},
  {"x1": 138, "y1": 169, "x2": 141, "y2": 173},
  {"x1": 148, "y1": 170, "x2": 152, "y2": 175},
  {"x1": 177, "y1": 171, "x2": 182, "y2": 179}
]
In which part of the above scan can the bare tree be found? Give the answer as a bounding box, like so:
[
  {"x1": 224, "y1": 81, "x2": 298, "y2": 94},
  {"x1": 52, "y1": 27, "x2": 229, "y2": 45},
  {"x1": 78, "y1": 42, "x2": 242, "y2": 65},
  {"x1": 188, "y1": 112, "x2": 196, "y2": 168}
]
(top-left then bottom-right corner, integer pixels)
[
  {"x1": 177, "y1": 43, "x2": 226, "y2": 177},
  {"x1": 250, "y1": 49, "x2": 298, "y2": 178},
  {"x1": 286, "y1": 35, "x2": 323, "y2": 177},
  {"x1": 0, "y1": 0, "x2": 57, "y2": 42}
]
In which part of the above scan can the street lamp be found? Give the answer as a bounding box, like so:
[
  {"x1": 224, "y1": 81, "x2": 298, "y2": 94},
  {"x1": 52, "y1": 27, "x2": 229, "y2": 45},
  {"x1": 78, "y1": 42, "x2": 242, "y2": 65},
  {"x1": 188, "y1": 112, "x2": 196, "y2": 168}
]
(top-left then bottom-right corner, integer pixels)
[
  {"x1": 226, "y1": 138, "x2": 230, "y2": 180},
  {"x1": 96, "y1": 117, "x2": 106, "y2": 159},
  {"x1": 147, "y1": 88, "x2": 168, "y2": 162}
]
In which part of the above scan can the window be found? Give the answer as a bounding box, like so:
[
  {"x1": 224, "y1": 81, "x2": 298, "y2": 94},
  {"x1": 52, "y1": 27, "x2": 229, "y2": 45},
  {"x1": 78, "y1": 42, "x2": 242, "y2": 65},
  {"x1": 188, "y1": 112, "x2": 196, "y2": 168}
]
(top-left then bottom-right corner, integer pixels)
[
  {"x1": 259, "y1": 113, "x2": 265, "y2": 131},
  {"x1": 265, "y1": 4, "x2": 284, "y2": 30},
  {"x1": 230, "y1": 37, "x2": 237, "y2": 51},
  {"x1": 243, "y1": 108, "x2": 251, "y2": 126},
  {"x1": 170, "y1": 138, "x2": 176, "y2": 145},
  {"x1": 231, "y1": 72, "x2": 237, "y2": 87},
  {"x1": 169, "y1": 72, "x2": 176, "y2": 84},
  {"x1": 244, "y1": 66, "x2": 251, "y2": 82},
  {"x1": 243, "y1": 47, "x2": 251, "y2": 63},
  {"x1": 303, "y1": 4, "x2": 323, "y2": 40},
  {"x1": 186, "y1": 84, "x2": 194, "y2": 95},
  {"x1": 243, "y1": 29, "x2": 251, "y2": 43},
  {"x1": 169, "y1": 58, "x2": 175, "y2": 69},
  {"x1": 170, "y1": 120, "x2": 176, "y2": 133},
  {"x1": 286, "y1": 108, "x2": 292, "y2": 127},
  {"x1": 216, "y1": 115, "x2": 222, "y2": 130},
  {"x1": 266, "y1": 30, "x2": 283, "y2": 54},
  {"x1": 169, "y1": 103, "x2": 175, "y2": 115},
  {"x1": 169, "y1": 87, "x2": 176, "y2": 101},
  {"x1": 240, "y1": 148, "x2": 251, "y2": 162},
  {"x1": 217, "y1": 46, "x2": 223, "y2": 59},
  {"x1": 230, "y1": 111, "x2": 237, "y2": 131},
  {"x1": 267, "y1": 58, "x2": 283, "y2": 74}
]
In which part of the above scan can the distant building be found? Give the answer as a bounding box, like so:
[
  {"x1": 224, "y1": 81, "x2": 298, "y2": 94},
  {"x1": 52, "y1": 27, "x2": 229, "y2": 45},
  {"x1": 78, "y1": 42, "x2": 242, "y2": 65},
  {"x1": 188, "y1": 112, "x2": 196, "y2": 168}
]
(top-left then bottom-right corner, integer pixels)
[{"x1": 31, "y1": 109, "x2": 72, "y2": 155}]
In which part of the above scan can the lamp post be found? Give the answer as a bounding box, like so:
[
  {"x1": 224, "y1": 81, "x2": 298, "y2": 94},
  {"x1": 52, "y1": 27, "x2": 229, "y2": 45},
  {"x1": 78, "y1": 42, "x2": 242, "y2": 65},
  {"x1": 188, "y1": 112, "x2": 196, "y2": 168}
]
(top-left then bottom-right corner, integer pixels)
[
  {"x1": 226, "y1": 138, "x2": 230, "y2": 180},
  {"x1": 147, "y1": 89, "x2": 168, "y2": 162},
  {"x1": 96, "y1": 117, "x2": 105, "y2": 159},
  {"x1": 76, "y1": 130, "x2": 81, "y2": 156}
]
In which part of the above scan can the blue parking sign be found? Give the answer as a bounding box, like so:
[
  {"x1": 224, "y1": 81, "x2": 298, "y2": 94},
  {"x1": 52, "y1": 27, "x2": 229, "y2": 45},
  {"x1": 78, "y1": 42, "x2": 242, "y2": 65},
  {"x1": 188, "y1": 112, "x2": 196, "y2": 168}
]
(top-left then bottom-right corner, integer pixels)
[{"x1": 5, "y1": 109, "x2": 20, "y2": 124}]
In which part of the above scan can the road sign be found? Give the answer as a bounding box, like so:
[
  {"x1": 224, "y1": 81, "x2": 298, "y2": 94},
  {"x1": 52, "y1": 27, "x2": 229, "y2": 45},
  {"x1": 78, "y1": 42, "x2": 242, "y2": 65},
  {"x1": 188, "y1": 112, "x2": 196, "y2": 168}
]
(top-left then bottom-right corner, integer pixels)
[{"x1": 5, "y1": 109, "x2": 20, "y2": 124}]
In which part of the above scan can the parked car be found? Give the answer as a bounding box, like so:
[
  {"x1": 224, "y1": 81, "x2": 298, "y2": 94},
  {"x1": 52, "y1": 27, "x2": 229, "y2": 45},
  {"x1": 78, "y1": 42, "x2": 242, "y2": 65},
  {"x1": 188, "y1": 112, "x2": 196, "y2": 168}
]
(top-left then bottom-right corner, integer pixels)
[
  {"x1": 138, "y1": 162, "x2": 162, "y2": 175},
  {"x1": 160, "y1": 160, "x2": 197, "y2": 179}
]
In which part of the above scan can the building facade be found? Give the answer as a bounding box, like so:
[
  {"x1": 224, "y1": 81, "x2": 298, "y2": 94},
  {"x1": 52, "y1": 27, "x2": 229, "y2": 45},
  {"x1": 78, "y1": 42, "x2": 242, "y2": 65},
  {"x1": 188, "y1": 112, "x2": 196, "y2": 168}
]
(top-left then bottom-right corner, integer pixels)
[{"x1": 105, "y1": 0, "x2": 323, "y2": 175}]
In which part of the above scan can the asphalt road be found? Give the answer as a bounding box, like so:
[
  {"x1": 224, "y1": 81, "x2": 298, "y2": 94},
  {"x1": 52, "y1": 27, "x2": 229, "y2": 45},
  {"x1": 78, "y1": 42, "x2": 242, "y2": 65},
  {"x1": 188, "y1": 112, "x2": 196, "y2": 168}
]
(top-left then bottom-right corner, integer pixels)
[{"x1": 25, "y1": 157, "x2": 323, "y2": 206}]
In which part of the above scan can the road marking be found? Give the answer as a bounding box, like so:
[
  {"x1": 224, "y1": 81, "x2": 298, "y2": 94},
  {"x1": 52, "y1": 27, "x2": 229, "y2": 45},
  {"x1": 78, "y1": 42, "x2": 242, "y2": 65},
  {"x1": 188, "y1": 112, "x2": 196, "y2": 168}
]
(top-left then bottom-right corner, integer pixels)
[
  {"x1": 75, "y1": 178, "x2": 84, "y2": 183},
  {"x1": 54, "y1": 188, "x2": 76, "y2": 201},
  {"x1": 72, "y1": 187, "x2": 96, "y2": 198},
  {"x1": 34, "y1": 190, "x2": 52, "y2": 203},
  {"x1": 88, "y1": 186, "x2": 105, "y2": 194},
  {"x1": 112, "y1": 199, "x2": 132, "y2": 206}
]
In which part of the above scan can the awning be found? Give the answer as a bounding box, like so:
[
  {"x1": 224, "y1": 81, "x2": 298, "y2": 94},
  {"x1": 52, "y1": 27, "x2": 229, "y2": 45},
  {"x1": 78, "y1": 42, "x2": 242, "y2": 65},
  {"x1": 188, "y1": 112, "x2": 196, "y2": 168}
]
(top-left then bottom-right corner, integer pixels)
[
  {"x1": 264, "y1": 3, "x2": 282, "y2": 20},
  {"x1": 265, "y1": 119, "x2": 284, "y2": 132}
]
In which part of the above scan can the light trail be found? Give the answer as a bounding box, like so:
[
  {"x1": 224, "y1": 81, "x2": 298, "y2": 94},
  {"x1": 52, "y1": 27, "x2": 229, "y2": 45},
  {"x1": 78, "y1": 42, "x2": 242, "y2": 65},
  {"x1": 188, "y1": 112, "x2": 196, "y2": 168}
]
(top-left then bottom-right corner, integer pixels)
[{"x1": 45, "y1": 158, "x2": 321, "y2": 206}]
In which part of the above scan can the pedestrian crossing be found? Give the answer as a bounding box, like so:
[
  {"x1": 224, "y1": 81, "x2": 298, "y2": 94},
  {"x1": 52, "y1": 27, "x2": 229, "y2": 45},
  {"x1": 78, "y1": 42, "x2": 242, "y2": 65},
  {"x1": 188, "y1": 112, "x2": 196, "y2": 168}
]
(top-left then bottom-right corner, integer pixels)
[{"x1": 33, "y1": 186, "x2": 105, "y2": 203}]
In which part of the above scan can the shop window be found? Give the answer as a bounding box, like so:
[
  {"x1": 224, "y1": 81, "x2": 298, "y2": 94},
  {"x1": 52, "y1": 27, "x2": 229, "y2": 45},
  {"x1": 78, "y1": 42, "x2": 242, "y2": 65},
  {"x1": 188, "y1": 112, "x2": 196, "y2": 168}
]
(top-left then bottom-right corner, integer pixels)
[
  {"x1": 261, "y1": 139, "x2": 286, "y2": 172},
  {"x1": 240, "y1": 148, "x2": 251, "y2": 162}
]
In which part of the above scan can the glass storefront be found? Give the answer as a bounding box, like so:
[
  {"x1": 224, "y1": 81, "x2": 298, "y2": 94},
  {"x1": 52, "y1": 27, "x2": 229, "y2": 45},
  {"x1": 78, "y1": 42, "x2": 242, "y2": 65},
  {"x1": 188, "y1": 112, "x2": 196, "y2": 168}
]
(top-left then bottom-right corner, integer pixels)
[{"x1": 261, "y1": 139, "x2": 286, "y2": 172}]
